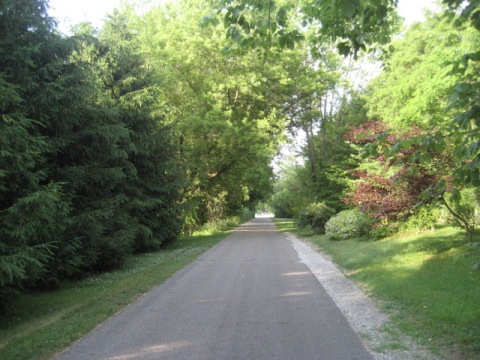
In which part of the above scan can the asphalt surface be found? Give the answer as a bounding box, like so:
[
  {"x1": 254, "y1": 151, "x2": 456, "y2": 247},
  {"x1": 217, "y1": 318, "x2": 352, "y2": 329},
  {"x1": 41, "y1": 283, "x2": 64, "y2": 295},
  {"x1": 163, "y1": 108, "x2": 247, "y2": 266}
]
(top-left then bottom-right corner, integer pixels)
[{"x1": 56, "y1": 218, "x2": 374, "y2": 360}]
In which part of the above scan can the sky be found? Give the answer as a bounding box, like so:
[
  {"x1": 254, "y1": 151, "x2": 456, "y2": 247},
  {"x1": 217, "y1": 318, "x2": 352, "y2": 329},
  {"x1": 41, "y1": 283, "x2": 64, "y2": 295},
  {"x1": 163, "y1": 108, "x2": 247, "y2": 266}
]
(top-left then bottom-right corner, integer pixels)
[
  {"x1": 49, "y1": 0, "x2": 439, "y2": 33},
  {"x1": 49, "y1": 0, "x2": 125, "y2": 32}
]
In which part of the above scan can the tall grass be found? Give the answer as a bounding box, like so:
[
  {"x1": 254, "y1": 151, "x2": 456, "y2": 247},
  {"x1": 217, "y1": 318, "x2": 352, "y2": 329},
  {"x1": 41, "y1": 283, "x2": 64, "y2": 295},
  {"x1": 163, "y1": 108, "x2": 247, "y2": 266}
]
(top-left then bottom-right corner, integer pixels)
[
  {"x1": 275, "y1": 219, "x2": 480, "y2": 358},
  {"x1": 0, "y1": 233, "x2": 229, "y2": 360}
]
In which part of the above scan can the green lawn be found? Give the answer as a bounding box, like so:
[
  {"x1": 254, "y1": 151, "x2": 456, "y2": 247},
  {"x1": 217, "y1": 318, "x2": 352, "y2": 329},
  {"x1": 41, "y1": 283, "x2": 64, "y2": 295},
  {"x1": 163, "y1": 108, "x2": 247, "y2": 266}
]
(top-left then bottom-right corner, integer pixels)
[
  {"x1": 0, "y1": 232, "x2": 228, "y2": 360},
  {"x1": 275, "y1": 218, "x2": 480, "y2": 358}
]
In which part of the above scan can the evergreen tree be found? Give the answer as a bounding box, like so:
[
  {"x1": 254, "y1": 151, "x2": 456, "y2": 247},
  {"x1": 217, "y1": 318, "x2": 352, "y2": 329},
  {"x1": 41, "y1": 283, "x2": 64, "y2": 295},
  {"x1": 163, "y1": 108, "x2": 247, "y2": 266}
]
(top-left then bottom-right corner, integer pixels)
[
  {"x1": 98, "y1": 8, "x2": 184, "y2": 251},
  {"x1": 0, "y1": 0, "x2": 71, "y2": 306}
]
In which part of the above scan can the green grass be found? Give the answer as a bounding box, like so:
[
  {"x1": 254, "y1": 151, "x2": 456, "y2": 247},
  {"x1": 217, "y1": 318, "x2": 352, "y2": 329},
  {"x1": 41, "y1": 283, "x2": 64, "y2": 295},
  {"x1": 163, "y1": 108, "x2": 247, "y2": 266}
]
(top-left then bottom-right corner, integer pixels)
[
  {"x1": 0, "y1": 232, "x2": 228, "y2": 360},
  {"x1": 274, "y1": 218, "x2": 480, "y2": 358},
  {"x1": 274, "y1": 218, "x2": 315, "y2": 237},
  {"x1": 272, "y1": 218, "x2": 297, "y2": 232}
]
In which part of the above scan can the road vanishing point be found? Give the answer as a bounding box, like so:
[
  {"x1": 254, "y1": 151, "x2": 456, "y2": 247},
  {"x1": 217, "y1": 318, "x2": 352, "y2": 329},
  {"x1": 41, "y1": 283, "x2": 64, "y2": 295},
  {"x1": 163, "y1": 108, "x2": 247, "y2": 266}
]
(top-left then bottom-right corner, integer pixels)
[{"x1": 56, "y1": 218, "x2": 374, "y2": 360}]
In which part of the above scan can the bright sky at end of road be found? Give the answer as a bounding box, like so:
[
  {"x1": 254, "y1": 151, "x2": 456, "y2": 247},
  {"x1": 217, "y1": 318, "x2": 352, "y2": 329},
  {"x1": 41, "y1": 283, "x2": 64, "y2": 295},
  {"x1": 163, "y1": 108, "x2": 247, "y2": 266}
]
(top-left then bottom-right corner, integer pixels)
[{"x1": 49, "y1": 0, "x2": 439, "y2": 33}]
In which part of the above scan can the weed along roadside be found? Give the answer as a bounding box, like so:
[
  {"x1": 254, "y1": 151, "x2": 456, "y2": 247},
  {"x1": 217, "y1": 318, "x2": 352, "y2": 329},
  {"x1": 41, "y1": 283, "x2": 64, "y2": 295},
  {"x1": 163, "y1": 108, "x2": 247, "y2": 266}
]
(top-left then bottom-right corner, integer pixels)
[
  {"x1": 0, "y1": 229, "x2": 233, "y2": 360},
  {"x1": 274, "y1": 218, "x2": 480, "y2": 359}
]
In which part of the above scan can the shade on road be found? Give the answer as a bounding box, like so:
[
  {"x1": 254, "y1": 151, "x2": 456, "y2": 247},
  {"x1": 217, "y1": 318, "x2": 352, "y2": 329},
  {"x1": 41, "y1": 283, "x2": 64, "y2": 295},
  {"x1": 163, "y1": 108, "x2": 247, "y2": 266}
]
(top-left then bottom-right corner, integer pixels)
[{"x1": 56, "y1": 218, "x2": 373, "y2": 360}]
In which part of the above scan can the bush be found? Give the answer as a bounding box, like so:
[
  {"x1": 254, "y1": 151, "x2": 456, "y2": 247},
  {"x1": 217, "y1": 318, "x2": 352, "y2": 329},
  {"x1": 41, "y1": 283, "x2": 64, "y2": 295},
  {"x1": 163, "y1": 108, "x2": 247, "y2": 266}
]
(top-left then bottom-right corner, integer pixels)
[
  {"x1": 444, "y1": 188, "x2": 479, "y2": 236},
  {"x1": 368, "y1": 222, "x2": 400, "y2": 240},
  {"x1": 237, "y1": 207, "x2": 255, "y2": 222},
  {"x1": 297, "y1": 203, "x2": 336, "y2": 234},
  {"x1": 325, "y1": 209, "x2": 372, "y2": 241},
  {"x1": 401, "y1": 204, "x2": 442, "y2": 232}
]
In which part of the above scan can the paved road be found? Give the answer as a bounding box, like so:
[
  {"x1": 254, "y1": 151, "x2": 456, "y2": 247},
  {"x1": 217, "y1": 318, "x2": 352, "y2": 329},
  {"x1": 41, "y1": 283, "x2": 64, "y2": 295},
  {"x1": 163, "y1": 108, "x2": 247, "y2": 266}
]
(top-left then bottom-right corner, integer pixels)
[{"x1": 56, "y1": 218, "x2": 373, "y2": 360}]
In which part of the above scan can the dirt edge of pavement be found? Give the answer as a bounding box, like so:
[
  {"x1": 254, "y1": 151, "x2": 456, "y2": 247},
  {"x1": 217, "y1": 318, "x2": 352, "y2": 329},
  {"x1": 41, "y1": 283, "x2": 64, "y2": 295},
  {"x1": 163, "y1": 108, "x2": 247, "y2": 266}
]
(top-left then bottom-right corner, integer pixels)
[{"x1": 285, "y1": 232, "x2": 441, "y2": 360}]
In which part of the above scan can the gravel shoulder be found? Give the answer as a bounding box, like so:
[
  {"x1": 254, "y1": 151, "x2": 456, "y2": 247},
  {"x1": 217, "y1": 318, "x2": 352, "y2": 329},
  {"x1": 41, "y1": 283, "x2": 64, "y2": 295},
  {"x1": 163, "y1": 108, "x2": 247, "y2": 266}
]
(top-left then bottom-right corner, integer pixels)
[{"x1": 285, "y1": 232, "x2": 439, "y2": 360}]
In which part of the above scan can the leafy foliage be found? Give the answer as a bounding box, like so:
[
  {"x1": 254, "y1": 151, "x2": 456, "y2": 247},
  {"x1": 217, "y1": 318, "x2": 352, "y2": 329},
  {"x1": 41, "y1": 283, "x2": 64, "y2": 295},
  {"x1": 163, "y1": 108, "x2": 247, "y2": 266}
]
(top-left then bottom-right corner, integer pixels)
[
  {"x1": 344, "y1": 120, "x2": 440, "y2": 223},
  {"x1": 0, "y1": 0, "x2": 72, "y2": 307},
  {"x1": 269, "y1": 164, "x2": 315, "y2": 218},
  {"x1": 325, "y1": 208, "x2": 372, "y2": 241},
  {"x1": 97, "y1": 9, "x2": 184, "y2": 251},
  {"x1": 213, "y1": 0, "x2": 400, "y2": 56},
  {"x1": 0, "y1": 0, "x2": 185, "y2": 310},
  {"x1": 297, "y1": 202, "x2": 336, "y2": 234},
  {"x1": 361, "y1": 7, "x2": 480, "y2": 235},
  {"x1": 345, "y1": 171, "x2": 413, "y2": 221},
  {"x1": 140, "y1": 0, "x2": 295, "y2": 225},
  {"x1": 367, "y1": 12, "x2": 477, "y2": 130},
  {"x1": 401, "y1": 204, "x2": 442, "y2": 232},
  {"x1": 441, "y1": 0, "x2": 480, "y2": 186},
  {"x1": 443, "y1": 188, "x2": 480, "y2": 236}
]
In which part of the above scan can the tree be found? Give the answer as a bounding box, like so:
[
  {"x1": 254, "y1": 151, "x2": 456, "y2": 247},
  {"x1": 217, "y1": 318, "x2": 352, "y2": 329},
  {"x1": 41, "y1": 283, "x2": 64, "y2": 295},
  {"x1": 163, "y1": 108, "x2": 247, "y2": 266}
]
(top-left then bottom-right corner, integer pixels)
[
  {"x1": 97, "y1": 8, "x2": 184, "y2": 251},
  {"x1": 140, "y1": 0, "x2": 294, "y2": 225},
  {"x1": 1, "y1": 0, "x2": 189, "y2": 310},
  {"x1": 364, "y1": 3, "x2": 480, "y2": 192},
  {"x1": 213, "y1": 0, "x2": 400, "y2": 56},
  {"x1": 215, "y1": 0, "x2": 479, "y2": 194},
  {"x1": 281, "y1": 46, "x2": 341, "y2": 183},
  {"x1": 344, "y1": 121, "x2": 439, "y2": 223},
  {"x1": 269, "y1": 165, "x2": 311, "y2": 218},
  {"x1": 309, "y1": 92, "x2": 369, "y2": 209},
  {"x1": 441, "y1": 0, "x2": 480, "y2": 189},
  {"x1": 277, "y1": 46, "x2": 371, "y2": 210},
  {"x1": 367, "y1": 11, "x2": 478, "y2": 131},
  {"x1": 0, "y1": 0, "x2": 72, "y2": 305},
  {"x1": 362, "y1": 7, "x2": 480, "y2": 235}
]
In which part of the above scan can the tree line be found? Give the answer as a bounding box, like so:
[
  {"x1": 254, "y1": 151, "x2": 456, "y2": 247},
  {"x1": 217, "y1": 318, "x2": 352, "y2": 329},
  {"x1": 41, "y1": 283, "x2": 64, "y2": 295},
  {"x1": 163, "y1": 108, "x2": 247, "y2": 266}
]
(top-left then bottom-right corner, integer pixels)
[
  {"x1": 267, "y1": 1, "x2": 480, "y2": 240},
  {"x1": 0, "y1": 0, "x2": 185, "y2": 309},
  {"x1": 0, "y1": 0, "x2": 300, "y2": 310}
]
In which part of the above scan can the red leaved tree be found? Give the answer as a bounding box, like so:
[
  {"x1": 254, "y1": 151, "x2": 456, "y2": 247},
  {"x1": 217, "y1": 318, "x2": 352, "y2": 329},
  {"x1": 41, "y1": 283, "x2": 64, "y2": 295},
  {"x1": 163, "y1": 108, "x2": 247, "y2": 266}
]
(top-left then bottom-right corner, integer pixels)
[{"x1": 344, "y1": 120, "x2": 438, "y2": 222}]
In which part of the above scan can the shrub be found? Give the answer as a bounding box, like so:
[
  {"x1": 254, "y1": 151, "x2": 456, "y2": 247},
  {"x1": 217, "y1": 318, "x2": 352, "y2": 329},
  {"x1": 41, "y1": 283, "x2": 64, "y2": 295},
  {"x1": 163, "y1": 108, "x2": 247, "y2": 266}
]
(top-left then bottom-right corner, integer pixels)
[
  {"x1": 297, "y1": 203, "x2": 336, "y2": 234},
  {"x1": 401, "y1": 204, "x2": 442, "y2": 232},
  {"x1": 237, "y1": 207, "x2": 255, "y2": 222},
  {"x1": 297, "y1": 209, "x2": 312, "y2": 229},
  {"x1": 325, "y1": 209, "x2": 372, "y2": 241},
  {"x1": 443, "y1": 188, "x2": 479, "y2": 237},
  {"x1": 368, "y1": 222, "x2": 400, "y2": 240}
]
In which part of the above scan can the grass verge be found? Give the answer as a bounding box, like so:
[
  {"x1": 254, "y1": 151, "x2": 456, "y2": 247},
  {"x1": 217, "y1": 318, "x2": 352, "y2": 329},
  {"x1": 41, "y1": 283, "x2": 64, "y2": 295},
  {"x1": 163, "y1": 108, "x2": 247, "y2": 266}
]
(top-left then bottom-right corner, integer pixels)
[
  {"x1": 0, "y1": 232, "x2": 229, "y2": 360},
  {"x1": 274, "y1": 218, "x2": 480, "y2": 359}
]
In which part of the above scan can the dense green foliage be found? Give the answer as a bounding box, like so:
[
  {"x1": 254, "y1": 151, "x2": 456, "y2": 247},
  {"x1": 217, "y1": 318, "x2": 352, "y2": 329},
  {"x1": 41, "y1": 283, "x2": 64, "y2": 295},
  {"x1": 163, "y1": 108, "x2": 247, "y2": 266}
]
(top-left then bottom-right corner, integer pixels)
[
  {"x1": 214, "y1": 0, "x2": 400, "y2": 55},
  {"x1": 368, "y1": 13, "x2": 477, "y2": 130},
  {"x1": 325, "y1": 208, "x2": 371, "y2": 240},
  {"x1": 1, "y1": 0, "x2": 75, "y2": 304},
  {"x1": 270, "y1": 2, "x2": 480, "y2": 240},
  {"x1": 297, "y1": 202, "x2": 336, "y2": 234},
  {"x1": 269, "y1": 165, "x2": 311, "y2": 218},
  {"x1": 139, "y1": 0, "x2": 290, "y2": 226},
  {"x1": 359, "y1": 9, "x2": 480, "y2": 236},
  {"x1": 0, "y1": 0, "x2": 183, "y2": 310}
]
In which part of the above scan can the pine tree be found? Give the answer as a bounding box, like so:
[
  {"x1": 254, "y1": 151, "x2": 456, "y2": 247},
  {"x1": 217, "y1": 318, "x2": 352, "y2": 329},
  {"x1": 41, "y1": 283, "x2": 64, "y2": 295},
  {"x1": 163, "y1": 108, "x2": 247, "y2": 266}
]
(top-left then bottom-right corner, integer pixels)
[
  {"x1": 98, "y1": 9, "x2": 184, "y2": 251},
  {"x1": 0, "y1": 0, "x2": 71, "y2": 307}
]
